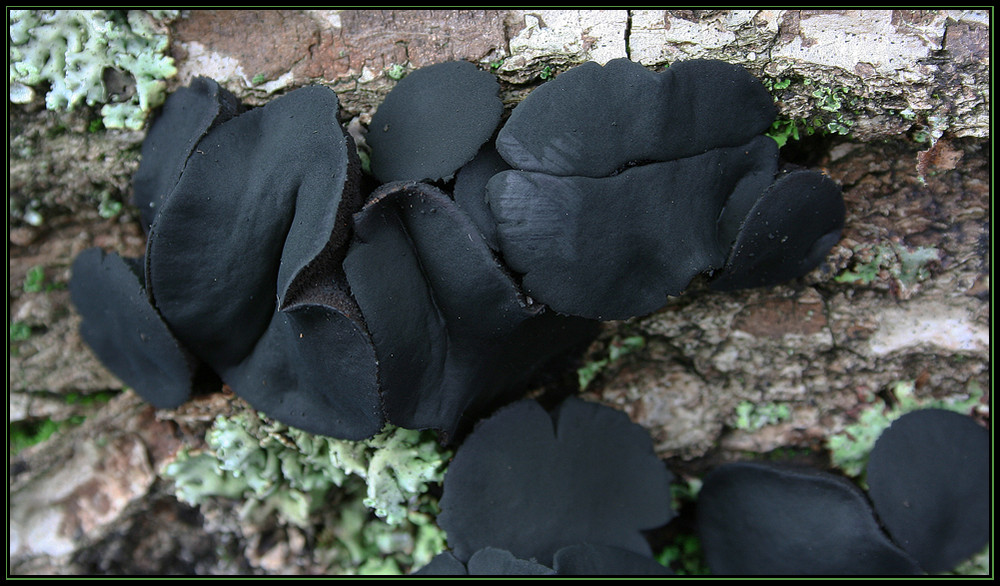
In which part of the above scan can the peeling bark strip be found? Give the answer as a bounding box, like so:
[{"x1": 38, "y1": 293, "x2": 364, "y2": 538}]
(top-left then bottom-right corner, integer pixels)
[{"x1": 164, "y1": 10, "x2": 989, "y2": 140}]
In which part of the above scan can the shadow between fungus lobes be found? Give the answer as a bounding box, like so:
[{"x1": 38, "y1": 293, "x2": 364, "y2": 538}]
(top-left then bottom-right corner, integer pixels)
[{"x1": 70, "y1": 58, "x2": 845, "y2": 442}]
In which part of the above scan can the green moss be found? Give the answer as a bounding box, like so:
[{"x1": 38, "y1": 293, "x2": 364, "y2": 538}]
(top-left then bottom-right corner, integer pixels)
[
  {"x1": 97, "y1": 198, "x2": 123, "y2": 219},
  {"x1": 827, "y1": 380, "x2": 983, "y2": 480},
  {"x1": 63, "y1": 390, "x2": 118, "y2": 406},
  {"x1": 765, "y1": 79, "x2": 858, "y2": 146},
  {"x1": 811, "y1": 86, "x2": 849, "y2": 113},
  {"x1": 539, "y1": 65, "x2": 553, "y2": 80},
  {"x1": 657, "y1": 479, "x2": 710, "y2": 575},
  {"x1": 251, "y1": 73, "x2": 268, "y2": 85},
  {"x1": 357, "y1": 150, "x2": 372, "y2": 175},
  {"x1": 9, "y1": 321, "x2": 32, "y2": 342},
  {"x1": 22, "y1": 264, "x2": 65, "y2": 293},
  {"x1": 771, "y1": 78, "x2": 792, "y2": 90},
  {"x1": 766, "y1": 119, "x2": 800, "y2": 148},
  {"x1": 23, "y1": 265, "x2": 46, "y2": 293},
  {"x1": 578, "y1": 335, "x2": 646, "y2": 390},
  {"x1": 657, "y1": 533, "x2": 710, "y2": 575},
  {"x1": 9, "y1": 416, "x2": 86, "y2": 455},
  {"x1": 765, "y1": 116, "x2": 827, "y2": 148},
  {"x1": 946, "y1": 545, "x2": 991, "y2": 576}
]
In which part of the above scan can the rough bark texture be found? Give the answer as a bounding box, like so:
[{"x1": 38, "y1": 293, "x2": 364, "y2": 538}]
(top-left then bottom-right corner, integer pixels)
[{"x1": 8, "y1": 9, "x2": 990, "y2": 575}]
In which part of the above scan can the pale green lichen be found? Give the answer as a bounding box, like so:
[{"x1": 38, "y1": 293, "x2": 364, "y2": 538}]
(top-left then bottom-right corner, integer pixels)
[
  {"x1": 732, "y1": 401, "x2": 791, "y2": 432},
  {"x1": 163, "y1": 449, "x2": 247, "y2": 505},
  {"x1": 161, "y1": 413, "x2": 450, "y2": 573},
  {"x1": 946, "y1": 545, "x2": 991, "y2": 576},
  {"x1": 827, "y1": 380, "x2": 984, "y2": 480},
  {"x1": 835, "y1": 242, "x2": 939, "y2": 287},
  {"x1": 9, "y1": 9, "x2": 178, "y2": 130},
  {"x1": 385, "y1": 64, "x2": 407, "y2": 81}
]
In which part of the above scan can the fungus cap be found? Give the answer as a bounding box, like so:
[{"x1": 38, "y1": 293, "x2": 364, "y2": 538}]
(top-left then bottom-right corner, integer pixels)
[
  {"x1": 146, "y1": 85, "x2": 361, "y2": 371},
  {"x1": 70, "y1": 248, "x2": 197, "y2": 409},
  {"x1": 487, "y1": 136, "x2": 778, "y2": 319},
  {"x1": 710, "y1": 169, "x2": 845, "y2": 291},
  {"x1": 437, "y1": 398, "x2": 675, "y2": 566},
  {"x1": 344, "y1": 182, "x2": 597, "y2": 438},
  {"x1": 217, "y1": 282, "x2": 383, "y2": 440},
  {"x1": 495, "y1": 58, "x2": 777, "y2": 178},
  {"x1": 697, "y1": 461, "x2": 921, "y2": 575},
  {"x1": 132, "y1": 76, "x2": 241, "y2": 231},
  {"x1": 367, "y1": 61, "x2": 503, "y2": 183},
  {"x1": 866, "y1": 409, "x2": 990, "y2": 573}
]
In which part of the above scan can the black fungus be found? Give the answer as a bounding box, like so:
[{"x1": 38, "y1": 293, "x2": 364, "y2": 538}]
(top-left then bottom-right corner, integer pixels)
[
  {"x1": 132, "y1": 77, "x2": 242, "y2": 232},
  {"x1": 367, "y1": 61, "x2": 504, "y2": 183},
  {"x1": 138, "y1": 83, "x2": 382, "y2": 439},
  {"x1": 146, "y1": 85, "x2": 362, "y2": 373},
  {"x1": 343, "y1": 182, "x2": 597, "y2": 439},
  {"x1": 696, "y1": 461, "x2": 922, "y2": 575},
  {"x1": 483, "y1": 57, "x2": 844, "y2": 319},
  {"x1": 866, "y1": 409, "x2": 990, "y2": 573},
  {"x1": 495, "y1": 58, "x2": 777, "y2": 178},
  {"x1": 453, "y1": 141, "x2": 512, "y2": 250},
  {"x1": 437, "y1": 397, "x2": 675, "y2": 566},
  {"x1": 69, "y1": 248, "x2": 198, "y2": 409},
  {"x1": 552, "y1": 543, "x2": 674, "y2": 575},
  {"x1": 488, "y1": 136, "x2": 779, "y2": 319},
  {"x1": 415, "y1": 543, "x2": 672, "y2": 576},
  {"x1": 414, "y1": 548, "x2": 556, "y2": 576},
  {"x1": 74, "y1": 57, "x2": 847, "y2": 444},
  {"x1": 709, "y1": 169, "x2": 845, "y2": 291}
]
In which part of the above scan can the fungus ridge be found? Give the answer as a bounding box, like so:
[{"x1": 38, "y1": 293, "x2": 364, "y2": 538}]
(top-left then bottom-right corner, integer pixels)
[
  {"x1": 132, "y1": 76, "x2": 242, "y2": 231},
  {"x1": 488, "y1": 136, "x2": 779, "y2": 319},
  {"x1": 146, "y1": 85, "x2": 359, "y2": 371},
  {"x1": 495, "y1": 58, "x2": 776, "y2": 178},
  {"x1": 344, "y1": 182, "x2": 596, "y2": 438}
]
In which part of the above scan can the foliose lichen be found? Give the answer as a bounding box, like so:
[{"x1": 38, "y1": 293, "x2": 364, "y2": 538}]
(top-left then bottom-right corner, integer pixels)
[
  {"x1": 161, "y1": 413, "x2": 450, "y2": 573},
  {"x1": 732, "y1": 400, "x2": 791, "y2": 432},
  {"x1": 9, "y1": 9, "x2": 178, "y2": 130},
  {"x1": 835, "y1": 241, "x2": 940, "y2": 298}
]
